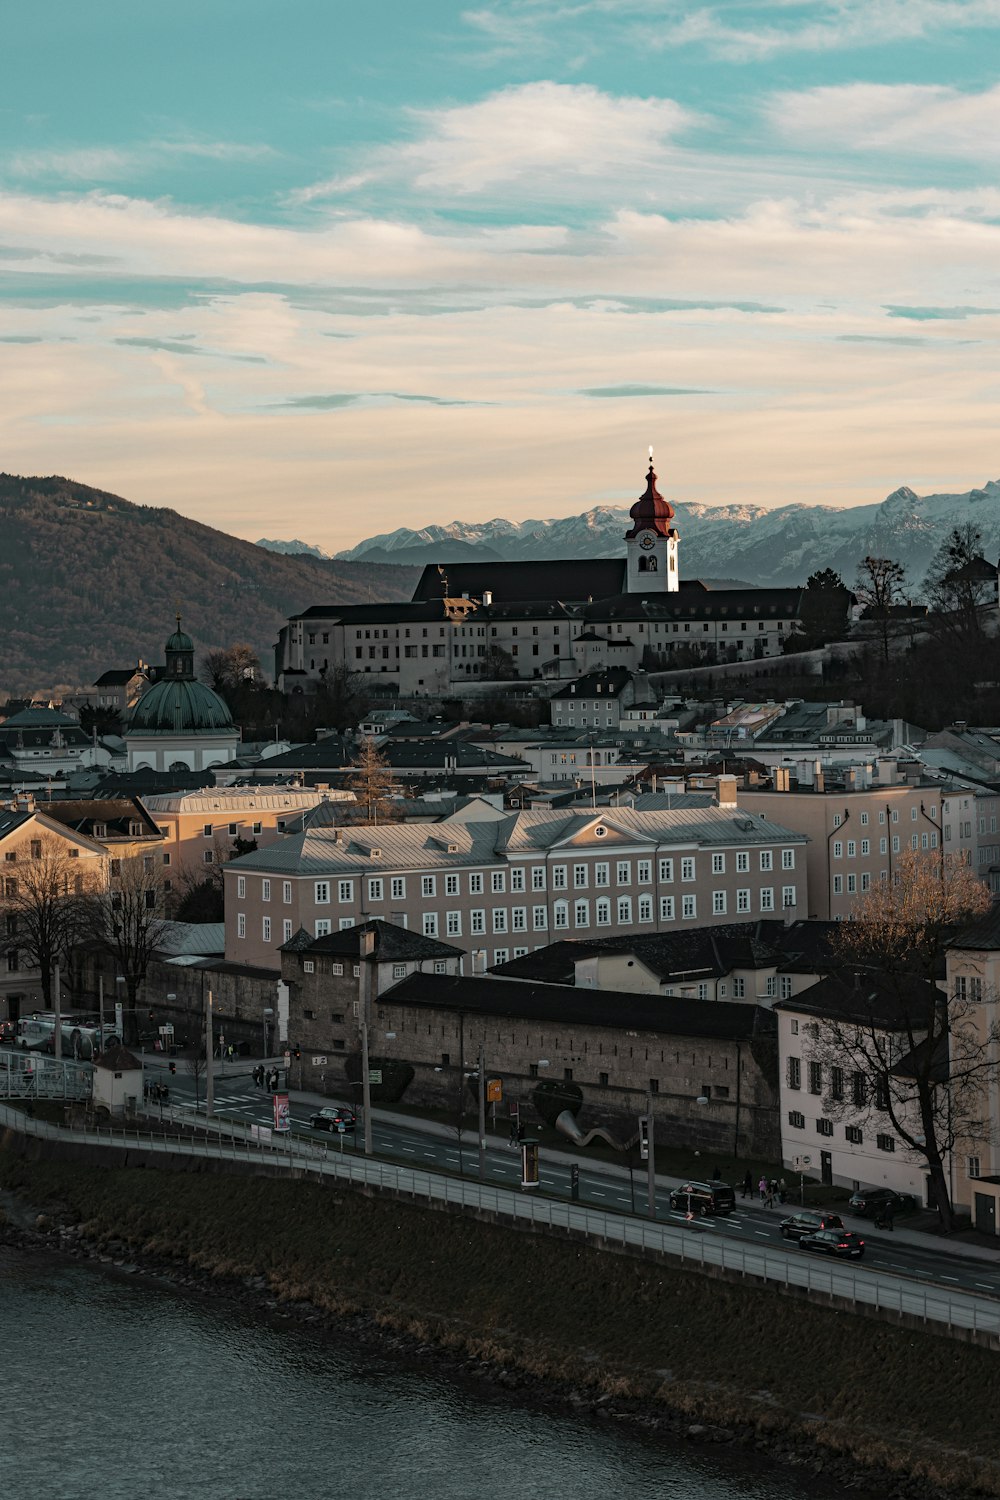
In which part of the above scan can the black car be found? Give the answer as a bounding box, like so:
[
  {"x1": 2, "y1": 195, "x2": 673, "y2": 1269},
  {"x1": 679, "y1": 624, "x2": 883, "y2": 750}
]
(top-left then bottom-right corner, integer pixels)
[
  {"x1": 848, "y1": 1187, "x2": 906, "y2": 1218},
  {"x1": 780, "y1": 1210, "x2": 844, "y2": 1241},
  {"x1": 668, "y1": 1181, "x2": 736, "y2": 1217},
  {"x1": 309, "y1": 1106, "x2": 357, "y2": 1133},
  {"x1": 797, "y1": 1228, "x2": 865, "y2": 1259}
]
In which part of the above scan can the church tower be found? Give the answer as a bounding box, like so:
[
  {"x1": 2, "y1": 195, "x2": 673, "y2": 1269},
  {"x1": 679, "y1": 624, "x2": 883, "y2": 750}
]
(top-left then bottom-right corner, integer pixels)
[{"x1": 625, "y1": 450, "x2": 679, "y2": 593}]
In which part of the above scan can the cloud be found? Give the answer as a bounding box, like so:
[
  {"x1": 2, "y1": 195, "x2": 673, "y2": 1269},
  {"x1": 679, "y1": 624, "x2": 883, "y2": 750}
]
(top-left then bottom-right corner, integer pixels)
[
  {"x1": 884, "y1": 304, "x2": 1000, "y2": 320},
  {"x1": 279, "y1": 393, "x2": 360, "y2": 409},
  {"x1": 278, "y1": 391, "x2": 477, "y2": 410},
  {"x1": 7, "y1": 139, "x2": 277, "y2": 182},
  {"x1": 0, "y1": 334, "x2": 43, "y2": 343},
  {"x1": 766, "y1": 82, "x2": 1000, "y2": 158},
  {"x1": 580, "y1": 383, "x2": 714, "y2": 397},
  {"x1": 643, "y1": 0, "x2": 1000, "y2": 61}
]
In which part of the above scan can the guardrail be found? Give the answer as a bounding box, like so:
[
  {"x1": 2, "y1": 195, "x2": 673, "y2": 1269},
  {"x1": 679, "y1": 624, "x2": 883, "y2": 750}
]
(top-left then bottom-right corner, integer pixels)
[
  {"x1": 0, "y1": 1051, "x2": 92, "y2": 1102},
  {"x1": 1, "y1": 1101, "x2": 996, "y2": 1342}
]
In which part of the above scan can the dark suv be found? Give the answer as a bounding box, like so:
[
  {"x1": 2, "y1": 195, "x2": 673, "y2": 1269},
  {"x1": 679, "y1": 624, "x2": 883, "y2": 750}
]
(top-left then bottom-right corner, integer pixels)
[
  {"x1": 780, "y1": 1210, "x2": 844, "y2": 1241},
  {"x1": 848, "y1": 1187, "x2": 907, "y2": 1218},
  {"x1": 668, "y1": 1181, "x2": 736, "y2": 1217}
]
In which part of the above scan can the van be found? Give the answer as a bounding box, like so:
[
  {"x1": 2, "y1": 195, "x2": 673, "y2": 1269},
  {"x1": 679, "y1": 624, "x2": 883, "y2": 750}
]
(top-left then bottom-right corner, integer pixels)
[{"x1": 668, "y1": 1181, "x2": 736, "y2": 1217}]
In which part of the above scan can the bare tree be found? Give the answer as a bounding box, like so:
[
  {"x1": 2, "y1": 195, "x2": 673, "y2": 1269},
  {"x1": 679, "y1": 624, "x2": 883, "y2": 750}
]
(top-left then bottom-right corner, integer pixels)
[
  {"x1": 91, "y1": 853, "x2": 170, "y2": 1039},
  {"x1": 185, "y1": 1050, "x2": 205, "y2": 1110},
  {"x1": 855, "y1": 555, "x2": 907, "y2": 663},
  {"x1": 345, "y1": 738, "x2": 399, "y2": 823},
  {"x1": 817, "y1": 851, "x2": 993, "y2": 1231},
  {"x1": 0, "y1": 835, "x2": 96, "y2": 1006},
  {"x1": 200, "y1": 642, "x2": 260, "y2": 691},
  {"x1": 924, "y1": 523, "x2": 993, "y2": 650}
]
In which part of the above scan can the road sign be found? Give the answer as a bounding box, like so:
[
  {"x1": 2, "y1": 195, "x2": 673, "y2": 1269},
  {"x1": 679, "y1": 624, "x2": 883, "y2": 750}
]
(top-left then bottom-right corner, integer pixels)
[
  {"x1": 283, "y1": 1050, "x2": 291, "y2": 1070},
  {"x1": 159, "y1": 1024, "x2": 174, "y2": 1037},
  {"x1": 273, "y1": 1093, "x2": 291, "y2": 1133},
  {"x1": 638, "y1": 1114, "x2": 650, "y2": 1161},
  {"x1": 312, "y1": 1055, "x2": 327, "y2": 1066},
  {"x1": 368, "y1": 1069, "x2": 382, "y2": 1084},
  {"x1": 486, "y1": 1078, "x2": 503, "y2": 1103}
]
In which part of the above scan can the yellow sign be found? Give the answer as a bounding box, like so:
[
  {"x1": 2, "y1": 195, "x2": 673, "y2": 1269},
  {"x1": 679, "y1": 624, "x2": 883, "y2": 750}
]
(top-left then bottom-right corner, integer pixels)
[{"x1": 486, "y1": 1078, "x2": 503, "y2": 1103}]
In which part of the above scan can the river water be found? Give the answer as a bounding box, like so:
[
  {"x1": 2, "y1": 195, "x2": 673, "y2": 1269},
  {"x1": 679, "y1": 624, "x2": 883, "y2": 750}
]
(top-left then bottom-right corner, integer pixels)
[{"x1": 1, "y1": 1244, "x2": 874, "y2": 1500}]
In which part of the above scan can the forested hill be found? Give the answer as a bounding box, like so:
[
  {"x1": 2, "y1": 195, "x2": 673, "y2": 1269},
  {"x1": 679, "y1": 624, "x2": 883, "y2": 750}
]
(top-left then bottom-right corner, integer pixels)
[{"x1": 0, "y1": 475, "x2": 417, "y2": 695}]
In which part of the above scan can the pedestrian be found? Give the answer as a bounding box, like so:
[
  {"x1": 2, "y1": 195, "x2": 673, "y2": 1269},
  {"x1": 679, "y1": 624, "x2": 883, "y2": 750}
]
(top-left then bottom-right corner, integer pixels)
[
  {"x1": 764, "y1": 1183, "x2": 774, "y2": 1209},
  {"x1": 883, "y1": 1204, "x2": 895, "y2": 1232},
  {"x1": 741, "y1": 1170, "x2": 753, "y2": 1199},
  {"x1": 757, "y1": 1174, "x2": 767, "y2": 1200},
  {"x1": 778, "y1": 1177, "x2": 787, "y2": 1205},
  {"x1": 712, "y1": 1166, "x2": 722, "y2": 1182}
]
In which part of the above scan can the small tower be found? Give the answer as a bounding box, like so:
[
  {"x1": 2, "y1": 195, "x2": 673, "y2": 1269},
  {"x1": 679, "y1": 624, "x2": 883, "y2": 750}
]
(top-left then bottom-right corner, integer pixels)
[
  {"x1": 164, "y1": 614, "x2": 195, "y2": 679},
  {"x1": 625, "y1": 449, "x2": 679, "y2": 593}
]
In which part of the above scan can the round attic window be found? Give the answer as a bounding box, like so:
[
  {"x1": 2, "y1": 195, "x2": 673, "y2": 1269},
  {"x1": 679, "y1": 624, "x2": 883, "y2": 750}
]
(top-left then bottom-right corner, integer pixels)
[{"x1": 594, "y1": 825, "x2": 607, "y2": 837}]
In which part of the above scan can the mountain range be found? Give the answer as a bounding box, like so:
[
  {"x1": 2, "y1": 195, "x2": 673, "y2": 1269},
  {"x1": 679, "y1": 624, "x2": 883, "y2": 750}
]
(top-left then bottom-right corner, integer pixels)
[
  {"x1": 0, "y1": 476, "x2": 416, "y2": 697},
  {"x1": 318, "y1": 480, "x2": 1000, "y2": 590}
]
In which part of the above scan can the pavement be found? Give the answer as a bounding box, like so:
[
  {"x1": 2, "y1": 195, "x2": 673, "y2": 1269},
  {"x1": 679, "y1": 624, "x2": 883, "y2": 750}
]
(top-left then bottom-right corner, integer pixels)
[{"x1": 145, "y1": 1051, "x2": 1000, "y2": 1267}]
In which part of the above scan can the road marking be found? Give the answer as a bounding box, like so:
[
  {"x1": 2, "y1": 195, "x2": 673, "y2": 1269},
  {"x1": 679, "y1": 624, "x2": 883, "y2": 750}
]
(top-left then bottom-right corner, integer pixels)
[
  {"x1": 754, "y1": 1230, "x2": 772, "y2": 1238},
  {"x1": 939, "y1": 1275, "x2": 960, "y2": 1282}
]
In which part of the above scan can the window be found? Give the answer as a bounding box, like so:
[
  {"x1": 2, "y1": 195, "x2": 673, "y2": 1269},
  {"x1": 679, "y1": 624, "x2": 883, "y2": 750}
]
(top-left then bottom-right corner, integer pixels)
[
  {"x1": 512, "y1": 907, "x2": 527, "y2": 931},
  {"x1": 860, "y1": 811, "x2": 869, "y2": 826},
  {"x1": 531, "y1": 866, "x2": 545, "y2": 891},
  {"x1": 779, "y1": 976, "x2": 793, "y2": 999},
  {"x1": 553, "y1": 900, "x2": 569, "y2": 929},
  {"x1": 637, "y1": 859, "x2": 652, "y2": 884},
  {"x1": 532, "y1": 906, "x2": 547, "y2": 930},
  {"x1": 332, "y1": 962, "x2": 344, "y2": 975},
  {"x1": 616, "y1": 860, "x2": 631, "y2": 885},
  {"x1": 471, "y1": 910, "x2": 485, "y2": 934},
  {"x1": 712, "y1": 890, "x2": 727, "y2": 915},
  {"x1": 262, "y1": 879, "x2": 271, "y2": 902},
  {"x1": 202, "y1": 850, "x2": 214, "y2": 865},
  {"x1": 491, "y1": 870, "x2": 506, "y2": 894},
  {"x1": 446, "y1": 911, "x2": 462, "y2": 936},
  {"x1": 594, "y1": 861, "x2": 610, "y2": 887},
  {"x1": 422, "y1": 875, "x2": 437, "y2": 898},
  {"x1": 736, "y1": 851, "x2": 749, "y2": 873},
  {"x1": 315, "y1": 919, "x2": 331, "y2": 937},
  {"x1": 781, "y1": 849, "x2": 795, "y2": 870},
  {"x1": 682, "y1": 894, "x2": 697, "y2": 920},
  {"x1": 391, "y1": 876, "x2": 406, "y2": 900},
  {"x1": 573, "y1": 864, "x2": 588, "y2": 889},
  {"x1": 492, "y1": 908, "x2": 507, "y2": 933},
  {"x1": 760, "y1": 888, "x2": 774, "y2": 912},
  {"x1": 875, "y1": 1077, "x2": 890, "y2": 1110},
  {"x1": 845, "y1": 1125, "x2": 863, "y2": 1145},
  {"x1": 816, "y1": 1118, "x2": 834, "y2": 1137},
  {"x1": 782, "y1": 886, "x2": 796, "y2": 908},
  {"x1": 852, "y1": 1072, "x2": 866, "y2": 1107},
  {"x1": 469, "y1": 873, "x2": 484, "y2": 895},
  {"x1": 659, "y1": 858, "x2": 674, "y2": 882},
  {"x1": 283, "y1": 881, "x2": 292, "y2": 904},
  {"x1": 876, "y1": 1134, "x2": 895, "y2": 1153},
  {"x1": 493, "y1": 949, "x2": 509, "y2": 966},
  {"x1": 638, "y1": 893, "x2": 653, "y2": 923},
  {"x1": 262, "y1": 916, "x2": 271, "y2": 943},
  {"x1": 787, "y1": 1056, "x2": 801, "y2": 1090},
  {"x1": 788, "y1": 1110, "x2": 805, "y2": 1129},
  {"x1": 338, "y1": 880, "x2": 353, "y2": 903},
  {"x1": 765, "y1": 976, "x2": 777, "y2": 998},
  {"x1": 833, "y1": 841, "x2": 843, "y2": 859},
  {"x1": 368, "y1": 878, "x2": 384, "y2": 902},
  {"x1": 968, "y1": 1156, "x2": 981, "y2": 1179},
  {"x1": 681, "y1": 857, "x2": 695, "y2": 881},
  {"x1": 847, "y1": 840, "x2": 856, "y2": 858},
  {"x1": 831, "y1": 1067, "x2": 844, "y2": 1102},
  {"x1": 445, "y1": 873, "x2": 459, "y2": 896},
  {"x1": 712, "y1": 852, "x2": 726, "y2": 875},
  {"x1": 736, "y1": 888, "x2": 750, "y2": 913},
  {"x1": 315, "y1": 881, "x2": 330, "y2": 904},
  {"x1": 833, "y1": 875, "x2": 843, "y2": 895},
  {"x1": 237, "y1": 875, "x2": 246, "y2": 899},
  {"x1": 237, "y1": 912, "x2": 246, "y2": 939},
  {"x1": 574, "y1": 899, "x2": 589, "y2": 927},
  {"x1": 599, "y1": 1071, "x2": 609, "y2": 1086},
  {"x1": 861, "y1": 839, "x2": 870, "y2": 856},
  {"x1": 203, "y1": 823, "x2": 213, "y2": 837},
  {"x1": 423, "y1": 913, "x2": 439, "y2": 937},
  {"x1": 510, "y1": 867, "x2": 525, "y2": 893},
  {"x1": 732, "y1": 977, "x2": 746, "y2": 998},
  {"x1": 808, "y1": 1061, "x2": 822, "y2": 1094},
  {"x1": 553, "y1": 865, "x2": 567, "y2": 890},
  {"x1": 282, "y1": 920, "x2": 292, "y2": 943},
  {"x1": 760, "y1": 850, "x2": 773, "y2": 871}
]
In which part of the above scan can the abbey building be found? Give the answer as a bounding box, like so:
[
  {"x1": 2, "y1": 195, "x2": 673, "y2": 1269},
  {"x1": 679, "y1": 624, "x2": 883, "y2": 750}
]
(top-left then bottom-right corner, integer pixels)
[{"x1": 275, "y1": 458, "x2": 805, "y2": 697}]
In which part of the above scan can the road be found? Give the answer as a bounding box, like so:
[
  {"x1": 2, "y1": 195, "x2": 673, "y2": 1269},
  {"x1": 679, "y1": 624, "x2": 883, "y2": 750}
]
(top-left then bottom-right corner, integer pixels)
[{"x1": 154, "y1": 1062, "x2": 1000, "y2": 1300}]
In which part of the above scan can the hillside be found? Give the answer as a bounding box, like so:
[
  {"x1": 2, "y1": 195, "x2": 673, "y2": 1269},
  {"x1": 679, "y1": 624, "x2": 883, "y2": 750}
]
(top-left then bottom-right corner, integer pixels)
[
  {"x1": 333, "y1": 479, "x2": 1000, "y2": 589},
  {"x1": 0, "y1": 476, "x2": 417, "y2": 696}
]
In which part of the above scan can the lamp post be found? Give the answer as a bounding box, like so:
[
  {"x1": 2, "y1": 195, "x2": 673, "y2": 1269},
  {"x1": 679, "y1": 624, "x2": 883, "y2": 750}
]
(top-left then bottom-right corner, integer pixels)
[
  {"x1": 205, "y1": 988, "x2": 214, "y2": 1117},
  {"x1": 646, "y1": 1090, "x2": 656, "y2": 1220},
  {"x1": 53, "y1": 961, "x2": 62, "y2": 1062}
]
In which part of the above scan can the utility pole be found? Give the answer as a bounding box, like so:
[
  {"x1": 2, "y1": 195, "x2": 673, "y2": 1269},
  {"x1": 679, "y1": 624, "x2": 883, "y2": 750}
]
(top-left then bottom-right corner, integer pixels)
[
  {"x1": 98, "y1": 974, "x2": 105, "y2": 1047},
  {"x1": 360, "y1": 929, "x2": 375, "y2": 1155},
  {"x1": 205, "y1": 987, "x2": 214, "y2": 1117},
  {"x1": 477, "y1": 1040, "x2": 487, "y2": 1181},
  {"x1": 53, "y1": 962, "x2": 62, "y2": 1061},
  {"x1": 646, "y1": 1090, "x2": 657, "y2": 1219}
]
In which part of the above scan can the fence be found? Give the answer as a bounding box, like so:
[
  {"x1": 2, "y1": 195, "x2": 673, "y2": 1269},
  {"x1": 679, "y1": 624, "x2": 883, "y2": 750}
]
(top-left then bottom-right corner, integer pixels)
[{"x1": 1, "y1": 1101, "x2": 996, "y2": 1342}]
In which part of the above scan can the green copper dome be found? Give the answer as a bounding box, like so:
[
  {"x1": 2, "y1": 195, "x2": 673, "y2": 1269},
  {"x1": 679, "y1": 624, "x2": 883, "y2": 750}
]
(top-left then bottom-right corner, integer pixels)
[
  {"x1": 165, "y1": 625, "x2": 194, "y2": 653},
  {"x1": 126, "y1": 679, "x2": 234, "y2": 736}
]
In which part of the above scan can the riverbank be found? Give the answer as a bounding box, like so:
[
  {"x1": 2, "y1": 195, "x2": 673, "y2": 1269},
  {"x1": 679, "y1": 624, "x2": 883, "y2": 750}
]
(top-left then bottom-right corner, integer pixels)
[{"x1": 2, "y1": 1150, "x2": 997, "y2": 1498}]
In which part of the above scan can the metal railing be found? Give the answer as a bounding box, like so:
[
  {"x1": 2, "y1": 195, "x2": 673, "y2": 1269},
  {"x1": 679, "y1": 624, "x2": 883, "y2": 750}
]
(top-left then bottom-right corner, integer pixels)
[
  {"x1": 1, "y1": 1100, "x2": 996, "y2": 1341},
  {"x1": 0, "y1": 1051, "x2": 92, "y2": 1102}
]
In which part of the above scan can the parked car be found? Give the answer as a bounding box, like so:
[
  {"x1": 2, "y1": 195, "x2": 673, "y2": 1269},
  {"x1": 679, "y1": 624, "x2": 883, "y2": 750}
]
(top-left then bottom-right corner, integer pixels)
[
  {"x1": 780, "y1": 1210, "x2": 844, "y2": 1241},
  {"x1": 797, "y1": 1228, "x2": 866, "y2": 1259},
  {"x1": 309, "y1": 1106, "x2": 357, "y2": 1134},
  {"x1": 848, "y1": 1187, "x2": 907, "y2": 1218},
  {"x1": 668, "y1": 1181, "x2": 736, "y2": 1217}
]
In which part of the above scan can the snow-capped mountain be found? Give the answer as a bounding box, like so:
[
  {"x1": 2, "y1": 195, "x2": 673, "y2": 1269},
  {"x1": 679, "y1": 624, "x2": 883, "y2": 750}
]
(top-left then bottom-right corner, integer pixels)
[
  {"x1": 256, "y1": 537, "x2": 331, "y2": 558},
  {"x1": 331, "y1": 480, "x2": 1000, "y2": 589}
]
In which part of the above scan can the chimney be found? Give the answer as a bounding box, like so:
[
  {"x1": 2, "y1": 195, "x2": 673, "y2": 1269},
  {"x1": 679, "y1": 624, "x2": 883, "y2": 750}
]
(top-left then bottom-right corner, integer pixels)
[
  {"x1": 715, "y1": 774, "x2": 738, "y2": 807},
  {"x1": 482, "y1": 589, "x2": 493, "y2": 606},
  {"x1": 773, "y1": 767, "x2": 789, "y2": 792},
  {"x1": 814, "y1": 767, "x2": 825, "y2": 794}
]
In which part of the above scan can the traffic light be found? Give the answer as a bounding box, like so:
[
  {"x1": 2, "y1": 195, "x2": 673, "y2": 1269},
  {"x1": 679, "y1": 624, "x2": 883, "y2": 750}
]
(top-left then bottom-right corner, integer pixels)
[
  {"x1": 169, "y1": 1061, "x2": 176, "y2": 1075},
  {"x1": 638, "y1": 1115, "x2": 650, "y2": 1161},
  {"x1": 148, "y1": 1010, "x2": 155, "y2": 1022},
  {"x1": 294, "y1": 1045, "x2": 301, "y2": 1060}
]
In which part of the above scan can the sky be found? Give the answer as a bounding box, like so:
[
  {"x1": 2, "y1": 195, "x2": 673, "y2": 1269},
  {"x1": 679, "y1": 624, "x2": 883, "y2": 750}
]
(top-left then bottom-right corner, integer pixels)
[{"x1": 1, "y1": 0, "x2": 999, "y2": 552}]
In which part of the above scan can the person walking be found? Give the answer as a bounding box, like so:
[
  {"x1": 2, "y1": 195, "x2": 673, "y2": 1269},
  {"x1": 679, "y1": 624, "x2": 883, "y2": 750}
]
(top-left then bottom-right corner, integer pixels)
[
  {"x1": 764, "y1": 1183, "x2": 775, "y2": 1209},
  {"x1": 741, "y1": 1170, "x2": 753, "y2": 1199},
  {"x1": 757, "y1": 1174, "x2": 767, "y2": 1200},
  {"x1": 778, "y1": 1177, "x2": 787, "y2": 1205}
]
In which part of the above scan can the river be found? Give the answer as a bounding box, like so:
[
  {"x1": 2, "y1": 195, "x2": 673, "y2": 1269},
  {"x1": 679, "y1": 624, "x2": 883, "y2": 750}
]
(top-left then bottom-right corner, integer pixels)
[{"x1": 1, "y1": 1243, "x2": 876, "y2": 1500}]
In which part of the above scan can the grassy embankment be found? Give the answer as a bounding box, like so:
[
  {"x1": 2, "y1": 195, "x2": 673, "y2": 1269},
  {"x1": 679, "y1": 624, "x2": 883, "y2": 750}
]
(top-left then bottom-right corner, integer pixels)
[{"x1": 1, "y1": 1148, "x2": 996, "y2": 1495}]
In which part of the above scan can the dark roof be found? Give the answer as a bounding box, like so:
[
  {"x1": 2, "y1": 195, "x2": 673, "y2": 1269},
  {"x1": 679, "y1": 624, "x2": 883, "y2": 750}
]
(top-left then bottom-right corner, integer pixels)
[
  {"x1": 411, "y1": 559, "x2": 627, "y2": 604},
  {"x1": 93, "y1": 668, "x2": 145, "y2": 687},
  {"x1": 282, "y1": 918, "x2": 464, "y2": 963},
  {"x1": 255, "y1": 738, "x2": 350, "y2": 770},
  {"x1": 490, "y1": 922, "x2": 793, "y2": 986},
  {"x1": 88, "y1": 770, "x2": 216, "y2": 794},
  {"x1": 382, "y1": 741, "x2": 528, "y2": 771},
  {"x1": 951, "y1": 905, "x2": 1000, "y2": 952},
  {"x1": 384, "y1": 971, "x2": 775, "y2": 1040},
  {"x1": 774, "y1": 969, "x2": 940, "y2": 1030},
  {"x1": 0, "y1": 810, "x2": 31, "y2": 843},
  {"x1": 551, "y1": 668, "x2": 633, "y2": 700},
  {"x1": 293, "y1": 601, "x2": 453, "y2": 624},
  {"x1": 94, "y1": 1042, "x2": 142, "y2": 1071},
  {"x1": 39, "y1": 798, "x2": 161, "y2": 839},
  {"x1": 582, "y1": 587, "x2": 804, "y2": 624}
]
